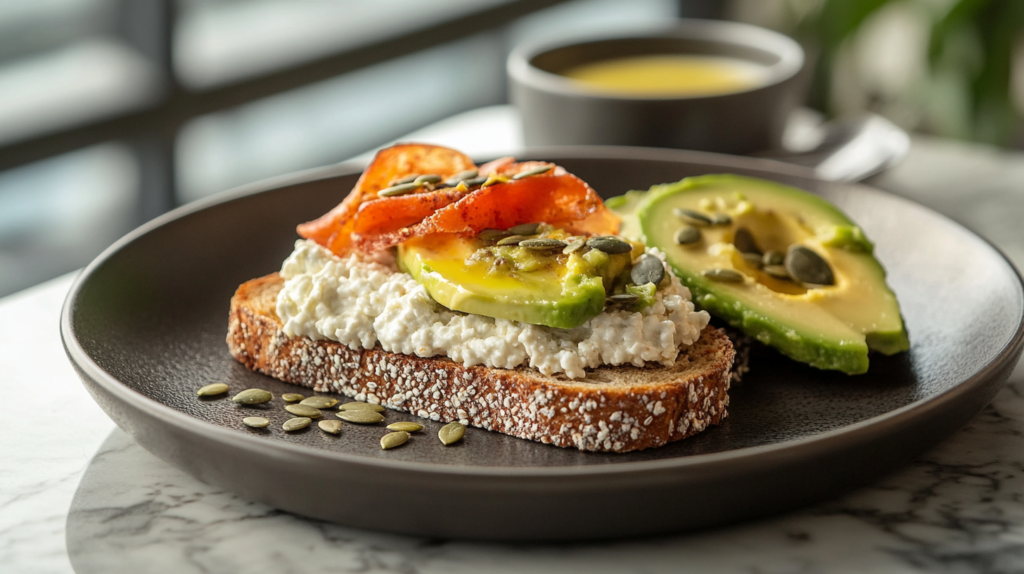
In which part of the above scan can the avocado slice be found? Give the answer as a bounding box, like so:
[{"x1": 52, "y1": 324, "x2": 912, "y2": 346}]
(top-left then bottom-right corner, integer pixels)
[
  {"x1": 630, "y1": 174, "x2": 908, "y2": 374},
  {"x1": 397, "y1": 234, "x2": 613, "y2": 329}
]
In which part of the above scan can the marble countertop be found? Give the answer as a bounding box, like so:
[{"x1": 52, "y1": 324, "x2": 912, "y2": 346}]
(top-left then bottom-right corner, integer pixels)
[{"x1": 4, "y1": 106, "x2": 1024, "y2": 573}]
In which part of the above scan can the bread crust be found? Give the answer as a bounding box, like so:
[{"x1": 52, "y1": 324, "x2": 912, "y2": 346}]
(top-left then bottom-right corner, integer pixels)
[{"x1": 227, "y1": 273, "x2": 734, "y2": 452}]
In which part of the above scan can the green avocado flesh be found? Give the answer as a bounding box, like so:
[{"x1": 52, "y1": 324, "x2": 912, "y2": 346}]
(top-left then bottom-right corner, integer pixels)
[
  {"x1": 397, "y1": 234, "x2": 626, "y2": 329},
  {"x1": 621, "y1": 174, "x2": 908, "y2": 375}
]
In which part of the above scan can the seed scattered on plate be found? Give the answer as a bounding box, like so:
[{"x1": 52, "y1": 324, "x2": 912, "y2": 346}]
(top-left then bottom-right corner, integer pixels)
[
  {"x1": 414, "y1": 174, "x2": 442, "y2": 185},
  {"x1": 733, "y1": 227, "x2": 760, "y2": 255},
  {"x1": 387, "y1": 421, "x2": 424, "y2": 432},
  {"x1": 479, "y1": 228, "x2": 511, "y2": 241},
  {"x1": 377, "y1": 182, "x2": 420, "y2": 197},
  {"x1": 763, "y1": 264, "x2": 791, "y2": 279},
  {"x1": 318, "y1": 419, "x2": 343, "y2": 435},
  {"x1": 562, "y1": 237, "x2": 585, "y2": 254},
  {"x1": 444, "y1": 169, "x2": 478, "y2": 187},
  {"x1": 674, "y1": 226, "x2": 701, "y2": 245},
  {"x1": 381, "y1": 431, "x2": 410, "y2": 450},
  {"x1": 285, "y1": 404, "x2": 322, "y2": 418},
  {"x1": 232, "y1": 388, "x2": 272, "y2": 405},
  {"x1": 742, "y1": 252, "x2": 763, "y2": 269},
  {"x1": 673, "y1": 208, "x2": 712, "y2": 226},
  {"x1": 785, "y1": 245, "x2": 835, "y2": 285},
  {"x1": 196, "y1": 383, "x2": 229, "y2": 397},
  {"x1": 508, "y1": 222, "x2": 541, "y2": 236},
  {"x1": 300, "y1": 396, "x2": 338, "y2": 409},
  {"x1": 511, "y1": 165, "x2": 553, "y2": 179},
  {"x1": 586, "y1": 236, "x2": 632, "y2": 254},
  {"x1": 630, "y1": 254, "x2": 665, "y2": 286},
  {"x1": 710, "y1": 213, "x2": 732, "y2": 225},
  {"x1": 338, "y1": 410, "x2": 384, "y2": 424},
  {"x1": 283, "y1": 417, "x2": 311, "y2": 432},
  {"x1": 242, "y1": 416, "x2": 270, "y2": 428},
  {"x1": 762, "y1": 250, "x2": 785, "y2": 266},
  {"x1": 438, "y1": 422, "x2": 466, "y2": 445},
  {"x1": 388, "y1": 174, "x2": 419, "y2": 186},
  {"x1": 607, "y1": 293, "x2": 639, "y2": 304},
  {"x1": 338, "y1": 401, "x2": 386, "y2": 412},
  {"x1": 702, "y1": 268, "x2": 745, "y2": 282},
  {"x1": 519, "y1": 238, "x2": 566, "y2": 250},
  {"x1": 496, "y1": 234, "x2": 528, "y2": 246},
  {"x1": 281, "y1": 393, "x2": 305, "y2": 403}
]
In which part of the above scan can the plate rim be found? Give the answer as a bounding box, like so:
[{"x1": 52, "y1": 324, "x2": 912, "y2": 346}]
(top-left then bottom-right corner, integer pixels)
[{"x1": 61, "y1": 145, "x2": 1024, "y2": 479}]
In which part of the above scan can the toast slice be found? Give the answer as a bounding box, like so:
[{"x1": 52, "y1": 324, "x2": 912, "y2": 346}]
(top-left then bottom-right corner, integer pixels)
[{"x1": 227, "y1": 273, "x2": 734, "y2": 452}]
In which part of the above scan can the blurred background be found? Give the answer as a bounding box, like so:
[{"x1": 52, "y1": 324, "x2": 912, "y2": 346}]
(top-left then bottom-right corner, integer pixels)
[{"x1": 0, "y1": 0, "x2": 1021, "y2": 297}]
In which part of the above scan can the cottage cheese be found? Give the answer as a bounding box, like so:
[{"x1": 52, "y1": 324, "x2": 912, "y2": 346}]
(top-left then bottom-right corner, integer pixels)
[{"x1": 276, "y1": 239, "x2": 709, "y2": 379}]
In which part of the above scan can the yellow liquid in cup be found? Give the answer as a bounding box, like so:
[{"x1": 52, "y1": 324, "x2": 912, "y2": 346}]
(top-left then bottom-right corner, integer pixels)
[{"x1": 562, "y1": 54, "x2": 767, "y2": 97}]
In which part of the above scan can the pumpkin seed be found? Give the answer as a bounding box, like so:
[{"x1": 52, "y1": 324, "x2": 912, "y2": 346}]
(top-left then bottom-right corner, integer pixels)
[
  {"x1": 338, "y1": 401, "x2": 386, "y2": 412},
  {"x1": 232, "y1": 388, "x2": 272, "y2": 405},
  {"x1": 785, "y1": 245, "x2": 835, "y2": 285},
  {"x1": 586, "y1": 236, "x2": 632, "y2": 254},
  {"x1": 444, "y1": 169, "x2": 478, "y2": 186},
  {"x1": 710, "y1": 213, "x2": 733, "y2": 225},
  {"x1": 508, "y1": 222, "x2": 541, "y2": 236},
  {"x1": 519, "y1": 238, "x2": 566, "y2": 250},
  {"x1": 285, "y1": 404, "x2": 322, "y2": 418},
  {"x1": 281, "y1": 393, "x2": 305, "y2": 403},
  {"x1": 388, "y1": 174, "x2": 419, "y2": 186},
  {"x1": 674, "y1": 226, "x2": 701, "y2": 245},
  {"x1": 318, "y1": 419, "x2": 343, "y2": 434},
  {"x1": 283, "y1": 417, "x2": 311, "y2": 432},
  {"x1": 631, "y1": 254, "x2": 665, "y2": 286},
  {"x1": 464, "y1": 176, "x2": 487, "y2": 187},
  {"x1": 673, "y1": 208, "x2": 712, "y2": 226},
  {"x1": 607, "y1": 293, "x2": 640, "y2": 304},
  {"x1": 733, "y1": 227, "x2": 761, "y2": 255},
  {"x1": 438, "y1": 422, "x2": 466, "y2": 445},
  {"x1": 387, "y1": 421, "x2": 424, "y2": 432},
  {"x1": 702, "y1": 268, "x2": 745, "y2": 282},
  {"x1": 496, "y1": 234, "x2": 528, "y2": 246},
  {"x1": 381, "y1": 431, "x2": 410, "y2": 450},
  {"x1": 414, "y1": 174, "x2": 442, "y2": 185},
  {"x1": 338, "y1": 410, "x2": 385, "y2": 424},
  {"x1": 479, "y1": 228, "x2": 510, "y2": 241},
  {"x1": 563, "y1": 237, "x2": 585, "y2": 254},
  {"x1": 763, "y1": 264, "x2": 791, "y2": 279},
  {"x1": 763, "y1": 250, "x2": 785, "y2": 266},
  {"x1": 300, "y1": 396, "x2": 338, "y2": 409},
  {"x1": 742, "y1": 252, "x2": 763, "y2": 269},
  {"x1": 512, "y1": 165, "x2": 553, "y2": 180},
  {"x1": 197, "y1": 383, "x2": 229, "y2": 396},
  {"x1": 377, "y1": 182, "x2": 419, "y2": 197},
  {"x1": 242, "y1": 416, "x2": 270, "y2": 428}
]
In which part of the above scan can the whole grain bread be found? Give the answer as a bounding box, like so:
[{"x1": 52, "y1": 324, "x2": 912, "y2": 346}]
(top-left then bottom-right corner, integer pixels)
[{"x1": 227, "y1": 273, "x2": 734, "y2": 452}]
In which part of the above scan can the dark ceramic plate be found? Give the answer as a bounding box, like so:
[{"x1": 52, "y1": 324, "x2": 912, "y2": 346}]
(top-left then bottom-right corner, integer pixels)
[{"x1": 63, "y1": 147, "x2": 1024, "y2": 541}]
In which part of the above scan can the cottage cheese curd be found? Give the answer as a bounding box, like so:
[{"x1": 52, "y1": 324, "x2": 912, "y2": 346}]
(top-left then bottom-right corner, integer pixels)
[{"x1": 276, "y1": 239, "x2": 709, "y2": 379}]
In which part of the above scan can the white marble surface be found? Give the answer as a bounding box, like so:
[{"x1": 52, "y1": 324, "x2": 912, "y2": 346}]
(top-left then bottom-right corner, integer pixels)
[{"x1": 4, "y1": 107, "x2": 1024, "y2": 573}]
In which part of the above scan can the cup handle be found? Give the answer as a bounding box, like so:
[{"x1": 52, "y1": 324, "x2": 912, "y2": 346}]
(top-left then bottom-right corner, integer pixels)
[{"x1": 753, "y1": 111, "x2": 910, "y2": 182}]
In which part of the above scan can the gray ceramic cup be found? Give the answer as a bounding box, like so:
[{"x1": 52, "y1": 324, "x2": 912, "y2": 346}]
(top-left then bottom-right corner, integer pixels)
[{"x1": 508, "y1": 20, "x2": 805, "y2": 155}]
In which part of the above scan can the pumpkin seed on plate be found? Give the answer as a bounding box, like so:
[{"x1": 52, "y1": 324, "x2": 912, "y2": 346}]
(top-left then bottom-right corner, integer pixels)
[
  {"x1": 338, "y1": 401, "x2": 386, "y2": 412},
  {"x1": 242, "y1": 416, "x2": 270, "y2": 428},
  {"x1": 232, "y1": 388, "x2": 272, "y2": 405},
  {"x1": 300, "y1": 396, "x2": 338, "y2": 409},
  {"x1": 519, "y1": 238, "x2": 566, "y2": 250},
  {"x1": 438, "y1": 422, "x2": 466, "y2": 445},
  {"x1": 196, "y1": 383, "x2": 229, "y2": 397},
  {"x1": 673, "y1": 208, "x2": 712, "y2": 226},
  {"x1": 710, "y1": 213, "x2": 732, "y2": 225},
  {"x1": 318, "y1": 419, "x2": 343, "y2": 435},
  {"x1": 508, "y1": 222, "x2": 541, "y2": 236},
  {"x1": 281, "y1": 393, "x2": 305, "y2": 403},
  {"x1": 388, "y1": 174, "x2": 419, "y2": 186},
  {"x1": 338, "y1": 410, "x2": 385, "y2": 424},
  {"x1": 463, "y1": 176, "x2": 487, "y2": 187},
  {"x1": 763, "y1": 264, "x2": 791, "y2": 279},
  {"x1": 414, "y1": 174, "x2": 442, "y2": 185},
  {"x1": 496, "y1": 235, "x2": 528, "y2": 246},
  {"x1": 444, "y1": 169, "x2": 478, "y2": 186},
  {"x1": 785, "y1": 245, "x2": 835, "y2": 285},
  {"x1": 732, "y1": 227, "x2": 761, "y2": 255},
  {"x1": 387, "y1": 421, "x2": 424, "y2": 432},
  {"x1": 562, "y1": 237, "x2": 585, "y2": 254},
  {"x1": 702, "y1": 268, "x2": 745, "y2": 282},
  {"x1": 674, "y1": 226, "x2": 701, "y2": 245},
  {"x1": 283, "y1": 417, "x2": 311, "y2": 432},
  {"x1": 586, "y1": 236, "x2": 632, "y2": 254},
  {"x1": 607, "y1": 293, "x2": 639, "y2": 304},
  {"x1": 381, "y1": 431, "x2": 410, "y2": 450},
  {"x1": 630, "y1": 254, "x2": 665, "y2": 286},
  {"x1": 479, "y1": 228, "x2": 511, "y2": 241},
  {"x1": 377, "y1": 182, "x2": 420, "y2": 197},
  {"x1": 742, "y1": 252, "x2": 763, "y2": 269},
  {"x1": 762, "y1": 250, "x2": 785, "y2": 266},
  {"x1": 512, "y1": 165, "x2": 553, "y2": 179},
  {"x1": 285, "y1": 404, "x2": 322, "y2": 418}
]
